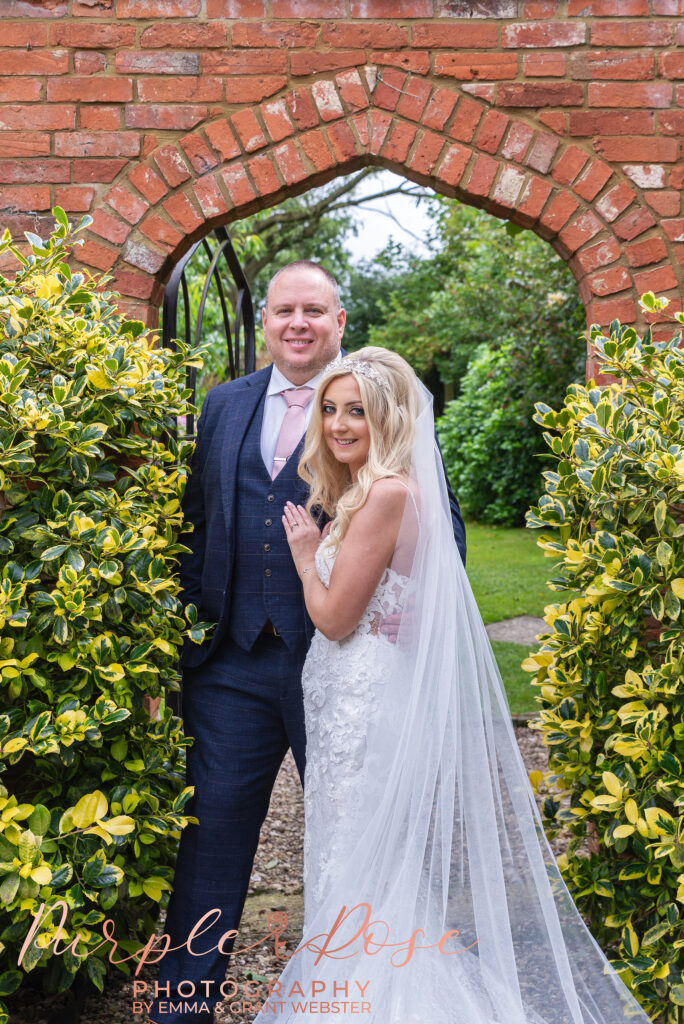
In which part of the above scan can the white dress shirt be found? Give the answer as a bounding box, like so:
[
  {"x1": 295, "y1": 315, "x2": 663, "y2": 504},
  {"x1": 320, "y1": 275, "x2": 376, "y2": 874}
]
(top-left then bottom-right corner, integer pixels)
[{"x1": 260, "y1": 354, "x2": 342, "y2": 474}]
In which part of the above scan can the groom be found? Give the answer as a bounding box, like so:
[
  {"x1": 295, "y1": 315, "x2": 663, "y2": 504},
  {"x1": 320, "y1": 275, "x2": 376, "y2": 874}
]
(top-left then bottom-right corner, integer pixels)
[{"x1": 150, "y1": 261, "x2": 466, "y2": 1023}]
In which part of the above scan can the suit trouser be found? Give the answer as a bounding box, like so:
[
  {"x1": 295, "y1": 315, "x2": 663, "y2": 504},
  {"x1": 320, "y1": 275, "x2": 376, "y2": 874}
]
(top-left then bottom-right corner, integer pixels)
[{"x1": 150, "y1": 632, "x2": 307, "y2": 1023}]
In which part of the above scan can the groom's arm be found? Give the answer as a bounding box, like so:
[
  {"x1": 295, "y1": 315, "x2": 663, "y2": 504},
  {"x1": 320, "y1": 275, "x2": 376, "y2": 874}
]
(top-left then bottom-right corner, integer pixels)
[
  {"x1": 436, "y1": 432, "x2": 466, "y2": 568},
  {"x1": 178, "y1": 389, "x2": 214, "y2": 616}
]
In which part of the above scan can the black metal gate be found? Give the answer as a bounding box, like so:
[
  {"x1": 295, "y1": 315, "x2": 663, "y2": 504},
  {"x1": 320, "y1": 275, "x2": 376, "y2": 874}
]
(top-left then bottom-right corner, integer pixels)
[
  {"x1": 161, "y1": 226, "x2": 255, "y2": 714},
  {"x1": 162, "y1": 225, "x2": 256, "y2": 436}
]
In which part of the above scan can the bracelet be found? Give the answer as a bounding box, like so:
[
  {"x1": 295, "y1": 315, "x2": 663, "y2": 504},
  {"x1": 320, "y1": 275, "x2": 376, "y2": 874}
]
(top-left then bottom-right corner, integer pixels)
[{"x1": 302, "y1": 566, "x2": 315, "y2": 575}]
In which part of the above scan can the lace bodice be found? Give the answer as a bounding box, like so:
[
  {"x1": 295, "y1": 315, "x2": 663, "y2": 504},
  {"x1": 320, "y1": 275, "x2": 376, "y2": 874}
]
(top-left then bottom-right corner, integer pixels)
[
  {"x1": 301, "y1": 536, "x2": 410, "y2": 917},
  {"x1": 313, "y1": 535, "x2": 410, "y2": 639}
]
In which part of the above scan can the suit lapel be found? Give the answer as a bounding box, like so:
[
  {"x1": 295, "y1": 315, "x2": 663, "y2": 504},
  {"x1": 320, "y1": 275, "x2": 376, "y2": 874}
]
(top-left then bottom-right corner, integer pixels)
[{"x1": 219, "y1": 366, "x2": 271, "y2": 551}]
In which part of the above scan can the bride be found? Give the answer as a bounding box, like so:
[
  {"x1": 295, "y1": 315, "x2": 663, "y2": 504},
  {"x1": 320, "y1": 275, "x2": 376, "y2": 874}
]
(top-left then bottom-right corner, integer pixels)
[{"x1": 252, "y1": 347, "x2": 652, "y2": 1024}]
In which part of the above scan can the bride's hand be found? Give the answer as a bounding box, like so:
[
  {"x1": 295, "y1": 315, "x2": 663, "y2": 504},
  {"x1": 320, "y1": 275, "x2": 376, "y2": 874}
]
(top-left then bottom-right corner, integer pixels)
[{"x1": 283, "y1": 501, "x2": 321, "y2": 577}]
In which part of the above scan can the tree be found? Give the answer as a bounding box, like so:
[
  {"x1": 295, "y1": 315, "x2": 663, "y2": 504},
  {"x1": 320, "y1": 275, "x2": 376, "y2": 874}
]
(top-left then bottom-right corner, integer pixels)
[
  {"x1": 238, "y1": 169, "x2": 432, "y2": 305},
  {"x1": 436, "y1": 322, "x2": 586, "y2": 526},
  {"x1": 367, "y1": 200, "x2": 585, "y2": 405}
]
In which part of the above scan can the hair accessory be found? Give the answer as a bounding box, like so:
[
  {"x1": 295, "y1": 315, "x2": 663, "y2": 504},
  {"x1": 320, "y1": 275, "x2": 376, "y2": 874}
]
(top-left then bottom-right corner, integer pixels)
[{"x1": 324, "y1": 358, "x2": 388, "y2": 390}]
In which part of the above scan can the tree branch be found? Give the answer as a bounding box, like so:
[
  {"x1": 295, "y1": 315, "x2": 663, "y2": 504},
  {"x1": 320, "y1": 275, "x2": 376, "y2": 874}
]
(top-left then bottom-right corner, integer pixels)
[{"x1": 357, "y1": 204, "x2": 431, "y2": 245}]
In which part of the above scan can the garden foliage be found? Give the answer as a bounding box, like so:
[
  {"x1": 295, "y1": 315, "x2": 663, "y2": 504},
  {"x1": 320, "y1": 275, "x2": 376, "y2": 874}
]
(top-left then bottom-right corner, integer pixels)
[
  {"x1": 367, "y1": 202, "x2": 585, "y2": 400},
  {"x1": 0, "y1": 212, "x2": 206, "y2": 1019},
  {"x1": 525, "y1": 295, "x2": 684, "y2": 1021},
  {"x1": 437, "y1": 322, "x2": 585, "y2": 526}
]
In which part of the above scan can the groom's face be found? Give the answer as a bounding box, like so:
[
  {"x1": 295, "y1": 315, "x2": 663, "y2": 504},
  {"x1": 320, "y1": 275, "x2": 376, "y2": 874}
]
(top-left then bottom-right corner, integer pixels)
[{"x1": 262, "y1": 267, "x2": 345, "y2": 386}]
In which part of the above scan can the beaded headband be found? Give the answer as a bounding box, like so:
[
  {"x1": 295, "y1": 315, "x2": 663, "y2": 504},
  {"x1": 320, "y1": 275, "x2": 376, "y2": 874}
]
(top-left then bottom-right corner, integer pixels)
[{"x1": 324, "y1": 358, "x2": 389, "y2": 391}]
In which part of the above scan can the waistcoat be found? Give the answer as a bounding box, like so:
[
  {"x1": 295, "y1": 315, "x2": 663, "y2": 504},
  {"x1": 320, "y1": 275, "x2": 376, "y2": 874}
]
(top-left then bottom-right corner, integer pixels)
[{"x1": 228, "y1": 390, "x2": 310, "y2": 653}]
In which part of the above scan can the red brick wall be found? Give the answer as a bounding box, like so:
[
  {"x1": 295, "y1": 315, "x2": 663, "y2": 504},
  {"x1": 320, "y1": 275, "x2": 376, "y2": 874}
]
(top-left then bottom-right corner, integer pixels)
[{"x1": 1, "y1": 0, "x2": 682, "y2": 378}]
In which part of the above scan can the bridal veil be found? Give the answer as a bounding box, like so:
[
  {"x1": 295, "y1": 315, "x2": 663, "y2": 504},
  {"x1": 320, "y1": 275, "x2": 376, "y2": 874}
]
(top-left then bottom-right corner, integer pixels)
[{"x1": 252, "y1": 376, "x2": 652, "y2": 1024}]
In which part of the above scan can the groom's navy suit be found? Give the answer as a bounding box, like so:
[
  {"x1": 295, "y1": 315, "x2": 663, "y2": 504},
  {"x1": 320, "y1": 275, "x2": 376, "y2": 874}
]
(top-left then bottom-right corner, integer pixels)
[{"x1": 152, "y1": 364, "x2": 467, "y2": 1023}]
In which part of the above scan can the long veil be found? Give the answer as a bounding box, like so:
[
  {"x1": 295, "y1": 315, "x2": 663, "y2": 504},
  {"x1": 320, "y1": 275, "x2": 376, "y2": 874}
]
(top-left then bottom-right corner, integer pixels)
[{"x1": 253, "y1": 379, "x2": 652, "y2": 1024}]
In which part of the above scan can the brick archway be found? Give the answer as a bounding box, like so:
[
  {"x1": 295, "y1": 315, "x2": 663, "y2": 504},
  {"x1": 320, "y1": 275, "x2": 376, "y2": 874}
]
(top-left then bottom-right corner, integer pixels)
[
  {"x1": 82, "y1": 69, "x2": 673, "y2": 380},
  {"x1": 1, "y1": 4, "x2": 682, "y2": 381}
]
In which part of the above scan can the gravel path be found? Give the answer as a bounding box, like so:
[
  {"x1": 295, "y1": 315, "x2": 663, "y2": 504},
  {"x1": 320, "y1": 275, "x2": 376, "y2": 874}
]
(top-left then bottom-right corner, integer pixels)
[{"x1": 8, "y1": 718, "x2": 562, "y2": 1024}]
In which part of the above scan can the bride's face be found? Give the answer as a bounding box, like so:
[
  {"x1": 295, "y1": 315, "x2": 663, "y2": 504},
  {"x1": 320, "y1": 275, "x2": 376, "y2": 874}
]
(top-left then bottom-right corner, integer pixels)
[{"x1": 321, "y1": 375, "x2": 371, "y2": 480}]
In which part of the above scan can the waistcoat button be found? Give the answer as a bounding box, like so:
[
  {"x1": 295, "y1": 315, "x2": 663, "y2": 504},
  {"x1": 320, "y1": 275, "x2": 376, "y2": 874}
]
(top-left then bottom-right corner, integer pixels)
[
  {"x1": 264, "y1": 543, "x2": 271, "y2": 552},
  {"x1": 267, "y1": 494, "x2": 275, "y2": 502},
  {"x1": 264, "y1": 568, "x2": 272, "y2": 577},
  {"x1": 265, "y1": 518, "x2": 272, "y2": 527}
]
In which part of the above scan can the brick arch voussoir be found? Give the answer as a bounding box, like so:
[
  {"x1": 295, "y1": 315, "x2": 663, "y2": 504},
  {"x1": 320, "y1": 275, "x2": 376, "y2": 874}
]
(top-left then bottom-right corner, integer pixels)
[{"x1": 77, "y1": 70, "x2": 676, "y2": 380}]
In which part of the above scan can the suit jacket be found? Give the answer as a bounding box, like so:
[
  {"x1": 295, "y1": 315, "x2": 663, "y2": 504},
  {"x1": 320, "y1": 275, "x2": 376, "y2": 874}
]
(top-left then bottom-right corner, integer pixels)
[{"x1": 179, "y1": 364, "x2": 467, "y2": 667}]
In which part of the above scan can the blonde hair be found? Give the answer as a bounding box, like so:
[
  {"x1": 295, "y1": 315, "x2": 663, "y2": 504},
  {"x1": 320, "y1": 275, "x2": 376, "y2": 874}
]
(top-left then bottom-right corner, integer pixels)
[{"x1": 299, "y1": 347, "x2": 420, "y2": 554}]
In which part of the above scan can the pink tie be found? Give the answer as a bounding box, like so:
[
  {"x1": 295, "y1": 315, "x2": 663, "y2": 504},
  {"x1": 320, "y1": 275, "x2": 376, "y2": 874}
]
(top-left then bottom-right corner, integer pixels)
[{"x1": 271, "y1": 387, "x2": 315, "y2": 479}]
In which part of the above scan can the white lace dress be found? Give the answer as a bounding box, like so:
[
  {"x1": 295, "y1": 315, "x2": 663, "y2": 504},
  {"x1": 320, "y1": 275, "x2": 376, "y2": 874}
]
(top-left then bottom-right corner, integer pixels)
[
  {"x1": 301, "y1": 535, "x2": 409, "y2": 922},
  {"x1": 289, "y1": 536, "x2": 507, "y2": 1024},
  {"x1": 283, "y1": 537, "x2": 467, "y2": 1023}
]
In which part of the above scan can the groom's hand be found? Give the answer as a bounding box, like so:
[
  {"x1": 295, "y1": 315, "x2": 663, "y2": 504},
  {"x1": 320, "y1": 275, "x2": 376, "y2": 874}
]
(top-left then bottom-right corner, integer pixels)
[
  {"x1": 379, "y1": 610, "x2": 402, "y2": 644},
  {"x1": 379, "y1": 593, "x2": 416, "y2": 647}
]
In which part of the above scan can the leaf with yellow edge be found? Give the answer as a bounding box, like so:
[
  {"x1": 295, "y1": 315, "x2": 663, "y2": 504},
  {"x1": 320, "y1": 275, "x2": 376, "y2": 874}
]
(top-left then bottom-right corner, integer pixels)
[
  {"x1": 643, "y1": 806, "x2": 675, "y2": 837},
  {"x1": 671, "y1": 579, "x2": 684, "y2": 600},
  {"x1": 142, "y1": 876, "x2": 172, "y2": 901},
  {"x1": 59, "y1": 809, "x2": 75, "y2": 834},
  {"x1": 153, "y1": 639, "x2": 174, "y2": 655},
  {"x1": 614, "y1": 738, "x2": 647, "y2": 758},
  {"x1": 83, "y1": 825, "x2": 112, "y2": 845},
  {"x1": 625, "y1": 799, "x2": 639, "y2": 823},
  {"x1": 98, "y1": 664, "x2": 124, "y2": 681},
  {"x1": 623, "y1": 636, "x2": 638, "y2": 658},
  {"x1": 613, "y1": 825, "x2": 635, "y2": 839},
  {"x1": 621, "y1": 922, "x2": 639, "y2": 957},
  {"x1": 72, "y1": 790, "x2": 107, "y2": 829},
  {"x1": 86, "y1": 368, "x2": 110, "y2": 390},
  {"x1": 34, "y1": 275, "x2": 61, "y2": 300},
  {"x1": 30, "y1": 864, "x2": 52, "y2": 885},
  {"x1": 2, "y1": 738, "x2": 27, "y2": 754},
  {"x1": 590, "y1": 795, "x2": 620, "y2": 812},
  {"x1": 101, "y1": 815, "x2": 135, "y2": 836},
  {"x1": 528, "y1": 770, "x2": 543, "y2": 793},
  {"x1": 602, "y1": 771, "x2": 624, "y2": 799}
]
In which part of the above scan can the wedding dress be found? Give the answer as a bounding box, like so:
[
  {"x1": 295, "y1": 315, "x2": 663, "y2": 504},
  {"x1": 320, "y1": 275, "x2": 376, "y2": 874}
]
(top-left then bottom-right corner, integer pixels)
[
  {"x1": 302, "y1": 532, "x2": 413, "y2": 924},
  {"x1": 252, "y1": 382, "x2": 653, "y2": 1024}
]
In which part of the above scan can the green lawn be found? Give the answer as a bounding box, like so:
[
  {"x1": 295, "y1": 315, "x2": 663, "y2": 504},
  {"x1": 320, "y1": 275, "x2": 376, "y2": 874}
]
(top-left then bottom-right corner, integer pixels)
[
  {"x1": 490, "y1": 641, "x2": 539, "y2": 714},
  {"x1": 464, "y1": 518, "x2": 562, "y2": 624},
  {"x1": 462, "y1": 519, "x2": 576, "y2": 715}
]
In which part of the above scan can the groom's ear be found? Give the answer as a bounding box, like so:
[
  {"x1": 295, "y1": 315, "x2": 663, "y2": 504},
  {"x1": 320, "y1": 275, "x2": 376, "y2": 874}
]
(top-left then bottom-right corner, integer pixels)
[{"x1": 336, "y1": 306, "x2": 346, "y2": 337}]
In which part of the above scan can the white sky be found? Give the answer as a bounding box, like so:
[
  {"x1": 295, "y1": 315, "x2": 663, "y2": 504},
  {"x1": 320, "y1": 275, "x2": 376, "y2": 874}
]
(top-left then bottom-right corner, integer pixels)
[{"x1": 343, "y1": 170, "x2": 436, "y2": 264}]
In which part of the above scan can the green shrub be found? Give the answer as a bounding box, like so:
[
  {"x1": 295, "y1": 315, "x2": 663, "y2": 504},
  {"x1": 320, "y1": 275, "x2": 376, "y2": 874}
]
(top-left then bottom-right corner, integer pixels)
[
  {"x1": 525, "y1": 294, "x2": 684, "y2": 1022},
  {"x1": 0, "y1": 212, "x2": 207, "y2": 1020},
  {"x1": 436, "y1": 326, "x2": 584, "y2": 526}
]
